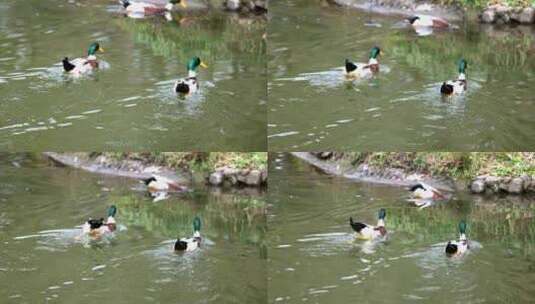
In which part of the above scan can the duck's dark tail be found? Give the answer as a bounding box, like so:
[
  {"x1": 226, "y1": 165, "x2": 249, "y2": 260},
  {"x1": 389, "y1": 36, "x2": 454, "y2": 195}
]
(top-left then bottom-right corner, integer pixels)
[
  {"x1": 120, "y1": 0, "x2": 130, "y2": 8},
  {"x1": 445, "y1": 241, "x2": 458, "y2": 255},
  {"x1": 175, "y1": 82, "x2": 190, "y2": 94},
  {"x1": 349, "y1": 217, "x2": 367, "y2": 233},
  {"x1": 409, "y1": 183, "x2": 424, "y2": 192},
  {"x1": 174, "y1": 239, "x2": 187, "y2": 251},
  {"x1": 345, "y1": 59, "x2": 357, "y2": 73},
  {"x1": 88, "y1": 218, "x2": 104, "y2": 230},
  {"x1": 62, "y1": 57, "x2": 75, "y2": 72},
  {"x1": 440, "y1": 82, "x2": 454, "y2": 95}
]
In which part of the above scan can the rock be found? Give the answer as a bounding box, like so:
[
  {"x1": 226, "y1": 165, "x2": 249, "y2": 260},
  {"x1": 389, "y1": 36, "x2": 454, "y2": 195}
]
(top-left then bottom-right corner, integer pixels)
[
  {"x1": 508, "y1": 177, "x2": 524, "y2": 194},
  {"x1": 471, "y1": 179, "x2": 486, "y2": 193},
  {"x1": 260, "y1": 170, "x2": 268, "y2": 184},
  {"x1": 209, "y1": 171, "x2": 224, "y2": 186},
  {"x1": 244, "y1": 170, "x2": 262, "y2": 186},
  {"x1": 519, "y1": 7, "x2": 535, "y2": 23},
  {"x1": 481, "y1": 8, "x2": 496, "y2": 23},
  {"x1": 225, "y1": 0, "x2": 241, "y2": 11}
]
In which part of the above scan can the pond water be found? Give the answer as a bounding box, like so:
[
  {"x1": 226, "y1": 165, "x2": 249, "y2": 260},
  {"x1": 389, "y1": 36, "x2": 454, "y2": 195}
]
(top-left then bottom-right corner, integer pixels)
[
  {"x1": 268, "y1": 0, "x2": 535, "y2": 150},
  {"x1": 0, "y1": 0, "x2": 266, "y2": 150},
  {"x1": 0, "y1": 154, "x2": 266, "y2": 303},
  {"x1": 268, "y1": 154, "x2": 535, "y2": 303}
]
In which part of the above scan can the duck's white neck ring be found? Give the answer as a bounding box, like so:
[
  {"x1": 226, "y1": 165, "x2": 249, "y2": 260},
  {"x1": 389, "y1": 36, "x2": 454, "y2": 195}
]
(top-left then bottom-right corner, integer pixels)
[
  {"x1": 188, "y1": 70, "x2": 197, "y2": 78},
  {"x1": 368, "y1": 58, "x2": 378, "y2": 65}
]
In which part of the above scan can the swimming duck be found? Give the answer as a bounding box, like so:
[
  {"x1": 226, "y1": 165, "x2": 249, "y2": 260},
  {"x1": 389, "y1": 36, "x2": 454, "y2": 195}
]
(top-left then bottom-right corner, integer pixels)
[
  {"x1": 81, "y1": 205, "x2": 117, "y2": 239},
  {"x1": 120, "y1": 0, "x2": 186, "y2": 15},
  {"x1": 409, "y1": 182, "x2": 445, "y2": 200},
  {"x1": 349, "y1": 208, "x2": 387, "y2": 240},
  {"x1": 407, "y1": 15, "x2": 450, "y2": 28},
  {"x1": 174, "y1": 56, "x2": 208, "y2": 95},
  {"x1": 440, "y1": 59, "x2": 467, "y2": 96},
  {"x1": 345, "y1": 46, "x2": 382, "y2": 79},
  {"x1": 445, "y1": 221, "x2": 469, "y2": 257},
  {"x1": 142, "y1": 174, "x2": 188, "y2": 192},
  {"x1": 62, "y1": 42, "x2": 104, "y2": 76},
  {"x1": 175, "y1": 216, "x2": 202, "y2": 252}
]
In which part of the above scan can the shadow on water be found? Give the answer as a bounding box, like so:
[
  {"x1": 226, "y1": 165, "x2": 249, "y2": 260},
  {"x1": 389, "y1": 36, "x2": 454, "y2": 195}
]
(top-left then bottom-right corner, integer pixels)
[
  {"x1": 268, "y1": 154, "x2": 535, "y2": 303},
  {"x1": 0, "y1": 154, "x2": 266, "y2": 303}
]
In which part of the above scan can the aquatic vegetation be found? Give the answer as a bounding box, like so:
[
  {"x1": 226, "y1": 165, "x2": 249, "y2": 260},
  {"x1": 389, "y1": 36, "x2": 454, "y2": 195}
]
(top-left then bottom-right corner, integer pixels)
[
  {"x1": 111, "y1": 193, "x2": 266, "y2": 245},
  {"x1": 115, "y1": 13, "x2": 265, "y2": 61}
]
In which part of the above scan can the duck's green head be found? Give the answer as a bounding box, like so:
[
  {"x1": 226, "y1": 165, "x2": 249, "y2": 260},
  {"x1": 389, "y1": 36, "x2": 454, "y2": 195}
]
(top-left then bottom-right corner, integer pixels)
[
  {"x1": 458, "y1": 220, "x2": 467, "y2": 234},
  {"x1": 186, "y1": 57, "x2": 208, "y2": 71},
  {"x1": 88, "y1": 42, "x2": 104, "y2": 56},
  {"x1": 107, "y1": 205, "x2": 117, "y2": 217},
  {"x1": 369, "y1": 46, "x2": 381, "y2": 59},
  {"x1": 378, "y1": 208, "x2": 386, "y2": 220},
  {"x1": 458, "y1": 59, "x2": 467, "y2": 74},
  {"x1": 193, "y1": 216, "x2": 201, "y2": 232}
]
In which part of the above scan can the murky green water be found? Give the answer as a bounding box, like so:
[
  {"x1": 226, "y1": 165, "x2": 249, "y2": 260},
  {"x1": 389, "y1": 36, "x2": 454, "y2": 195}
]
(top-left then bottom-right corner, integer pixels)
[
  {"x1": 0, "y1": 154, "x2": 266, "y2": 303},
  {"x1": 268, "y1": 0, "x2": 535, "y2": 150},
  {"x1": 268, "y1": 154, "x2": 535, "y2": 303},
  {"x1": 0, "y1": 0, "x2": 266, "y2": 150}
]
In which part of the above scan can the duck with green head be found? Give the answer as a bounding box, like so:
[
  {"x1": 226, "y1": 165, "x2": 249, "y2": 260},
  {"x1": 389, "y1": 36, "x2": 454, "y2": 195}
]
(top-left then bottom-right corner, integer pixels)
[
  {"x1": 62, "y1": 42, "x2": 105, "y2": 76},
  {"x1": 80, "y1": 205, "x2": 118, "y2": 239},
  {"x1": 445, "y1": 221, "x2": 470, "y2": 257},
  {"x1": 349, "y1": 208, "x2": 387, "y2": 240},
  {"x1": 345, "y1": 46, "x2": 382, "y2": 79},
  {"x1": 440, "y1": 59, "x2": 467, "y2": 96},
  {"x1": 175, "y1": 216, "x2": 202, "y2": 252},
  {"x1": 174, "y1": 56, "x2": 208, "y2": 95}
]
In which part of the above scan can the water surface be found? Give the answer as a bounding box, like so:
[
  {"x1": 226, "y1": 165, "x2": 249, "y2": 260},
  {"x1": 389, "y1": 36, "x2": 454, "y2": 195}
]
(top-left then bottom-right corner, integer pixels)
[
  {"x1": 0, "y1": 154, "x2": 266, "y2": 303},
  {"x1": 0, "y1": 0, "x2": 266, "y2": 150},
  {"x1": 268, "y1": 0, "x2": 535, "y2": 150},
  {"x1": 268, "y1": 154, "x2": 535, "y2": 303}
]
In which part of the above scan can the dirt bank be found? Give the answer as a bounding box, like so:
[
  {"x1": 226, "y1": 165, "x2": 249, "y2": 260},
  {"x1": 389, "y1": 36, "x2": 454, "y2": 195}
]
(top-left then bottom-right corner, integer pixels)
[{"x1": 292, "y1": 152, "x2": 535, "y2": 195}]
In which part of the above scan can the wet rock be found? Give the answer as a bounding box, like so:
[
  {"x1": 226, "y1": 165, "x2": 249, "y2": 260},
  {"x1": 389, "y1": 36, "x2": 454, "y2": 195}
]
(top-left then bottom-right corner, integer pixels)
[
  {"x1": 209, "y1": 171, "x2": 224, "y2": 186},
  {"x1": 508, "y1": 177, "x2": 524, "y2": 194},
  {"x1": 260, "y1": 170, "x2": 268, "y2": 184},
  {"x1": 519, "y1": 7, "x2": 535, "y2": 23},
  {"x1": 225, "y1": 0, "x2": 241, "y2": 11},
  {"x1": 245, "y1": 170, "x2": 262, "y2": 186},
  {"x1": 471, "y1": 179, "x2": 486, "y2": 193}
]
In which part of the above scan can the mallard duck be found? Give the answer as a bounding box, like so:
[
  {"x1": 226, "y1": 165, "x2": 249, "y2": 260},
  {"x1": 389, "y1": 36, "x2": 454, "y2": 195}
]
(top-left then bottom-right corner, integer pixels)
[
  {"x1": 142, "y1": 174, "x2": 187, "y2": 192},
  {"x1": 120, "y1": 0, "x2": 186, "y2": 15},
  {"x1": 445, "y1": 221, "x2": 469, "y2": 257},
  {"x1": 80, "y1": 205, "x2": 117, "y2": 239},
  {"x1": 407, "y1": 15, "x2": 450, "y2": 28},
  {"x1": 440, "y1": 59, "x2": 467, "y2": 96},
  {"x1": 174, "y1": 56, "x2": 208, "y2": 95},
  {"x1": 349, "y1": 208, "x2": 387, "y2": 240},
  {"x1": 409, "y1": 182, "x2": 445, "y2": 200},
  {"x1": 62, "y1": 42, "x2": 105, "y2": 76},
  {"x1": 345, "y1": 46, "x2": 382, "y2": 79},
  {"x1": 175, "y1": 217, "x2": 202, "y2": 252}
]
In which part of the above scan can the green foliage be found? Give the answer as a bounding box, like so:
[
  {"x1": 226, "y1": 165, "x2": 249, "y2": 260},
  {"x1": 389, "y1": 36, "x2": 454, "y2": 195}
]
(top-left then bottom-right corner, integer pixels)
[{"x1": 340, "y1": 152, "x2": 535, "y2": 179}]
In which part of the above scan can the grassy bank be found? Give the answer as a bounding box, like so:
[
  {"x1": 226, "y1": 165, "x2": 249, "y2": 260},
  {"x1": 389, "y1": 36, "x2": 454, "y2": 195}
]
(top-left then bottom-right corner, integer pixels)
[
  {"x1": 330, "y1": 152, "x2": 535, "y2": 179},
  {"x1": 94, "y1": 152, "x2": 267, "y2": 172}
]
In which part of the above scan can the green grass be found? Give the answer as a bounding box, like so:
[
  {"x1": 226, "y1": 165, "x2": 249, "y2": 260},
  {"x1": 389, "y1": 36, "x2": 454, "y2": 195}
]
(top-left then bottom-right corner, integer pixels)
[
  {"x1": 92, "y1": 152, "x2": 267, "y2": 172},
  {"x1": 339, "y1": 152, "x2": 535, "y2": 179}
]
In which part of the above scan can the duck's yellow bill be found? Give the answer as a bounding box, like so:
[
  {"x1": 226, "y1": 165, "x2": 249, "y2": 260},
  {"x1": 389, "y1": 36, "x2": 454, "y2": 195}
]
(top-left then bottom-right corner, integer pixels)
[
  {"x1": 99, "y1": 47, "x2": 105, "y2": 52},
  {"x1": 180, "y1": 1, "x2": 187, "y2": 8},
  {"x1": 200, "y1": 61, "x2": 208, "y2": 68}
]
